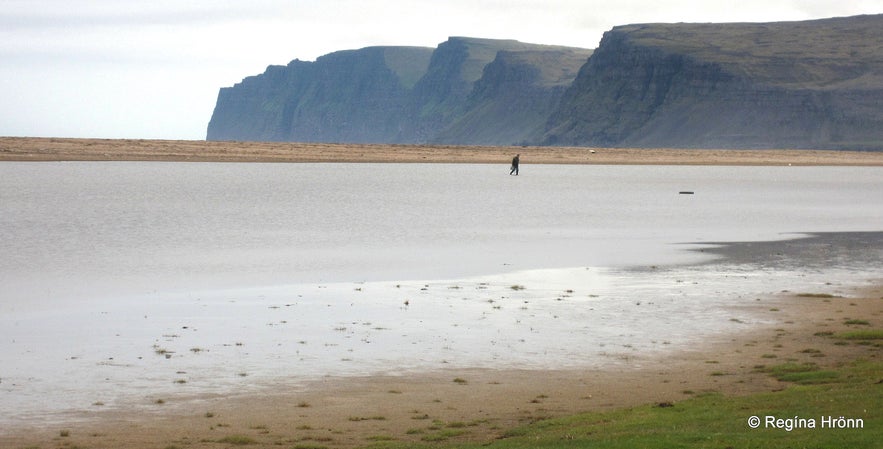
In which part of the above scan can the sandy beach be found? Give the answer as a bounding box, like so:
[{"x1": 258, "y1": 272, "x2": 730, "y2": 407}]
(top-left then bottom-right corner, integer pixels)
[
  {"x1": 1, "y1": 138, "x2": 881, "y2": 448},
  {"x1": 2, "y1": 136, "x2": 883, "y2": 165}
]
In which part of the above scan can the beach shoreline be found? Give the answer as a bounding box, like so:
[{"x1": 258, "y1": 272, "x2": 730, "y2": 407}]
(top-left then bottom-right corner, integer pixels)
[
  {"x1": 2, "y1": 136, "x2": 883, "y2": 165},
  {"x1": 2, "y1": 139, "x2": 881, "y2": 447},
  {"x1": 1, "y1": 281, "x2": 880, "y2": 448}
]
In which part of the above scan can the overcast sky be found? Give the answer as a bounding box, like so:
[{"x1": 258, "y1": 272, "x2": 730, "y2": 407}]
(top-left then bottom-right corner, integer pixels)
[{"x1": 1, "y1": 0, "x2": 879, "y2": 140}]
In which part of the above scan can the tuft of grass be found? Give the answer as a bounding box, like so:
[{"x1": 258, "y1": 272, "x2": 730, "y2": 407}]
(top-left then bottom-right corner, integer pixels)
[
  {"x1": 509, "y1": 285, "x2": 526, "y2": 291},
  {"x1": 844, "y1": 319, "x2": 871, "y2": 325},
  {"x1": 799, "y1": 348, "x2": 823, "y2": 354},
  {"x1": 59, "y1": 430, "x2": 71, "y2": 437},
  {"x1": 348, "y1": 416, "x2": 386, "y2": 422},
  {"x1": 453, "y1": 377, "x2": 468, "y2": 384},
  {"x1": 796, "y1": 293, "x2": 840, "y2": 298},
  {"x1": 216, "y1": 435, "x2": 256, "y2": 445},
  {"x1": 291, "y1": 444, "x2": 329, "y2": 449},
  {"x1": 421, "y1": 428, "x2": 468, "y2": 442}
]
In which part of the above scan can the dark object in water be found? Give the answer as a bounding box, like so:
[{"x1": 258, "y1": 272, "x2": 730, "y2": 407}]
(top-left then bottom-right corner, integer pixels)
[{"x1": 679, "y1": 191, "x2": 694, "y2": 195}]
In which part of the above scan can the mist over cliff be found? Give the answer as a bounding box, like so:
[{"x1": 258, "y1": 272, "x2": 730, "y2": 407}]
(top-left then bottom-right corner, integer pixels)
[{"x1": 208, "y1": 15, "x2": 883, "y2": 150}]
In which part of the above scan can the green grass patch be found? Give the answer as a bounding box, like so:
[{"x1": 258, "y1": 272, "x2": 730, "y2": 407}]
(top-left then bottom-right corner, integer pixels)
[
  {"x1": 776, "y1": 369, "x2": 840, "y2": 384},
  {"x1": 373, "y1": 360, "x2": 881, "y2": 449},
  {"x1": 837, "y1": 329, "x2": 883, "y2": 340},
  {"x1": 762, "y1": 362, "x2": 839, "y2": 385}
]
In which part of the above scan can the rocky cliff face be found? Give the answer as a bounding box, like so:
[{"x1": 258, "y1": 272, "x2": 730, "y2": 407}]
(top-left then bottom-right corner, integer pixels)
[
  {"x1": 544, "y1": 15, "x2": 883, "y2": 150},
  {"x1": 207, "y1": 38, "x2": 591, "y2": 145},
  {"x1": 435, "y1": 48, "x2": 589, "y2": 145},
  {"x1": 209, "y1": 15, "x2": 883, "y2": 150},
  {"x1": 207, "y1": 46, "x2": 433, "y2": 143}
]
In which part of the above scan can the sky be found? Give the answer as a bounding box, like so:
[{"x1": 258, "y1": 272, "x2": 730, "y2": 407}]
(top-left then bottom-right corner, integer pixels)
[{"x1": 1, "y1": 0, "x2": 880, "y2": 140}]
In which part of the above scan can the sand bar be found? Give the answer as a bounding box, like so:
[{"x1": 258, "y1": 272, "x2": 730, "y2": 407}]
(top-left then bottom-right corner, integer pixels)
[{"x1": 2, "y1": 136, "x2": 883, "y2": 165}]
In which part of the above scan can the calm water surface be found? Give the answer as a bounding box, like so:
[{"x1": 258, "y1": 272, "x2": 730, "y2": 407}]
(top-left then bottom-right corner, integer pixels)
[{"x1": 2, "y1": 162, "x2": 880, "y2": 305}]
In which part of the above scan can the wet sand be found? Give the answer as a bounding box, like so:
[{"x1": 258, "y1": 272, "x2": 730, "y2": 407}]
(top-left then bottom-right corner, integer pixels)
[
  {"x1": 2, "y1": 229, "x2": 881, "y2": 448},
  {"x1": 2, "y1": 136, "x2": 883, "y2": 165},
  {"x1": 1, "y1": 285, "x2": 879, "y2": 448}
]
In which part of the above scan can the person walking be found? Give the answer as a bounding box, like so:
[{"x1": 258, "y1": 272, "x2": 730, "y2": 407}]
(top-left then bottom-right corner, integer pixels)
[{"x1": 509, "y1": 154, "x2": 520, "y2": 175}]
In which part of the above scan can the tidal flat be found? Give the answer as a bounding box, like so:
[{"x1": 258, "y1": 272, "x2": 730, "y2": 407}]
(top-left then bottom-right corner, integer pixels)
[{"x1": 0, "y1": 157, "x2": 881, "y2": 447}]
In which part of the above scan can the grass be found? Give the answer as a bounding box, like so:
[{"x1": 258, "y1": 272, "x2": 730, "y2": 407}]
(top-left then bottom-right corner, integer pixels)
[
  {"x1": 362, "y1": 360, "x2": 881, "y2": 449},
  {"x1": 420, "y1": 428, "x2": 468, "y2": 442},
  {"x1": 765, "y1": 362, "x2": 839, "y2": 385},
  {"x1": 348, "y1": 416, "x2": 386, "y2": 422},
  {"x1": 215, "y1": 435, "x2": 256, "y2": 445},
  {"x1": 795, "y1": 293, "x2": 840, "y2": 298},
  {"x1": 837, "y1": 329, "x2": 883, "y2": 340},
  {"x1": 844, "y1": 319, "x2": 871, "y2": 325}
]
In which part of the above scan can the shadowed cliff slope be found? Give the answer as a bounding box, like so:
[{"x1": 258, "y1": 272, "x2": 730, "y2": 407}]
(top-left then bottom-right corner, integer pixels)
[{"x1": 544, "y1": 15, "x2": 883, "y2": 150}]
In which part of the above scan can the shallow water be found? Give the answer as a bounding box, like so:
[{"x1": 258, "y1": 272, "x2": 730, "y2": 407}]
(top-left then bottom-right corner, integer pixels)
[{"x1": 1, "y1": 162, "x2": 881, "y2": 425}]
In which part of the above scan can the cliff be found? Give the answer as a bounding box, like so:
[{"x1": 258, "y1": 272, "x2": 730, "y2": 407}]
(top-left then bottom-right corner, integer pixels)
[
  {"x1": 208, "y1": 15, "x2": 883, "y2": 150},
  {"x1": 207, "y1": 38, "x2": 592, "y2": 144},
  {"x1": 544, "y1": 15, "x2": 883, "y2": 150},
  {"x1": 206, "y1": 46, "x2": 433, "y2": 143}
]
